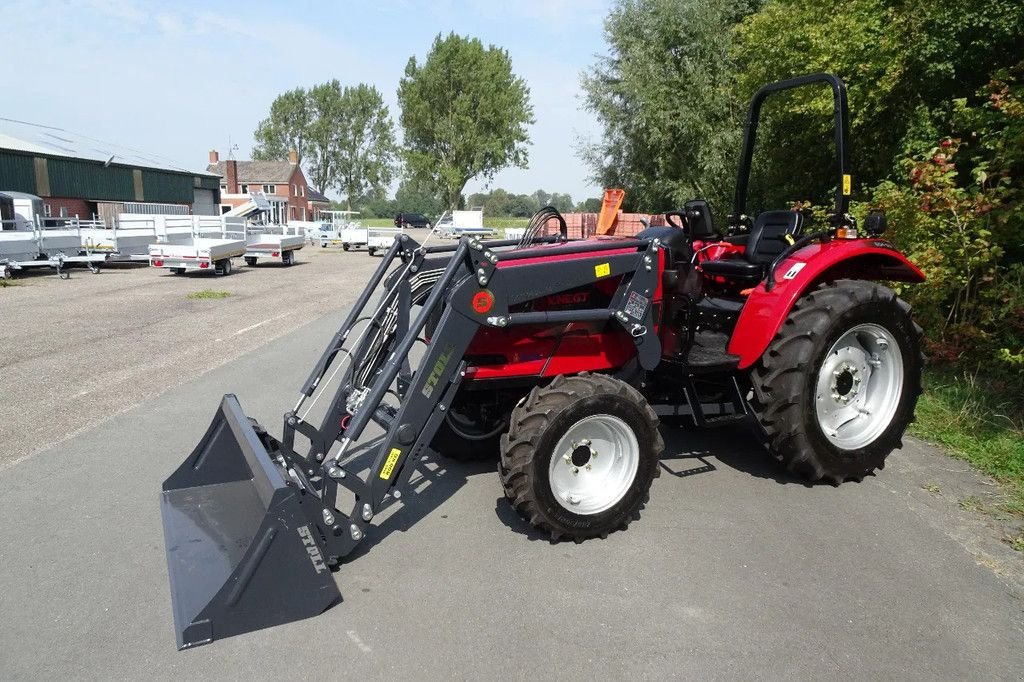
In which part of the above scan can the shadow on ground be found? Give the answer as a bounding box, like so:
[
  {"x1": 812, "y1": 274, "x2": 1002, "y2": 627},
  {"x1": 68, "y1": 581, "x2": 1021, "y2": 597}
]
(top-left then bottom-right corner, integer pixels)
[{"x1": 342, "y1": 419, "x2": 832, "y2": 555}]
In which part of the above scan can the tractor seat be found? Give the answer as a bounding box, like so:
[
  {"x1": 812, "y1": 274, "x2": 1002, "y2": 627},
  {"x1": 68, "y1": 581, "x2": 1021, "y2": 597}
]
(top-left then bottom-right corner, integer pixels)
[{"x1": 700, "y1": 210, "x2": 804, "y2": 282}]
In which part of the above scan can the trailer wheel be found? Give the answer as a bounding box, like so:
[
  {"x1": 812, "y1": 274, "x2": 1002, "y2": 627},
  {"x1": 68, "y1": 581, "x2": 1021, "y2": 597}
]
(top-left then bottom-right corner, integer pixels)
[
  {"x1": 499, "y1": 373, "x2": 663, "y2": 542},
  {"x1": 282, "y1": 250, "x2": 295, "y2": 266},
  {"x1": 750, "y1": 280, "x2": 923, "y2": 484},
  {"x1": 88, "y1": 262, "x2": 102, "y2": 274},
  {"x1": 2, "y1": 264, "x2": 12, "y2": 280},
  {"x1": 171, "y1": 267, "x2": 185, "y2": 275},
  {"x1": 367, "y1": 247, "x2": 376, "y2": 257},
  {"x1": 321, "y1": 242, "x2": 327, "y2": 248},
  {"x1": 342, "y1": 243, "x2": 350, "y2": 251},
  {"x1": 215, "y1": 259, "x2": 232, "y2": 276},
  {"x1": 245, "y1": 257, "x2": 257, "y2": 267}
]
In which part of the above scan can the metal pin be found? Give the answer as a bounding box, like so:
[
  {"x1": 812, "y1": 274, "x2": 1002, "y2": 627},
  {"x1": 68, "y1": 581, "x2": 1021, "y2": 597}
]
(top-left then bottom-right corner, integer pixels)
[
  {"x1": 350, "y1": 524, "x2": 362, "y2": 541},
  {"x1": 322, "y1": 508, "x2": 335, "y2": 525},
  {"x1": 361, "y1": 504, "x2": 373, "y2": 521}
]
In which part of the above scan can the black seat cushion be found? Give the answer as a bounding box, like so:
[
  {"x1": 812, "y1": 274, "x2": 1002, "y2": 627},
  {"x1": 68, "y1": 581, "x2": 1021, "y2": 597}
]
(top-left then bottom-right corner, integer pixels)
[
  {"x1": 745, "y1": 210, "x2": 804, "y2": 264},
  {"x1": 700, "y1": 210, "x2": 804, "y2": 282},
  {"x1": 699, "y1": 258, "x2": 764, "y2": 279}
]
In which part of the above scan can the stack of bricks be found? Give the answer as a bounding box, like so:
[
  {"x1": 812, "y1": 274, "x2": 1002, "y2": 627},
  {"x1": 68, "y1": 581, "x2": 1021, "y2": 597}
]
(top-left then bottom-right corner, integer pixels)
[{"x1": 539, "y1": 212, "x2": 667, "y2": 238}]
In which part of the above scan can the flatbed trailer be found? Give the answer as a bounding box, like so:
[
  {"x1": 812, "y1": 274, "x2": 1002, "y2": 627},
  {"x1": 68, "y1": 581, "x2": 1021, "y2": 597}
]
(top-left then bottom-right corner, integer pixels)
[
  {"x1": 1, "y1": 215, "x2": 105, "y2": 280},
  {"x1": 244, "y1": 225, "x2": 304, "y2": 266},
  {"x1": 148, "y1": 216, "x2": 247, "y2": 275},
  {"x1": 366, "y1": 227, "x2": 403, "y2": 256}
]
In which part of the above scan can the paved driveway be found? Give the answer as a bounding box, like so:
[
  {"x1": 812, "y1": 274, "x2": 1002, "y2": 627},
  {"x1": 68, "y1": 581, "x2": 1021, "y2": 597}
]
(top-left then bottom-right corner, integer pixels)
[{"x1": 1, "y1": 302, "x2": 1022, "y2": 680}]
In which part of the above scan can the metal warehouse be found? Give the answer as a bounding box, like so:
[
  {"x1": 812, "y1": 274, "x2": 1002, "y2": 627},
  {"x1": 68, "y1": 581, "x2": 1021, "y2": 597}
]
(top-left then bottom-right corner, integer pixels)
[{"x1": 0, "y1": 118, "x2": 220, "y2": 223}]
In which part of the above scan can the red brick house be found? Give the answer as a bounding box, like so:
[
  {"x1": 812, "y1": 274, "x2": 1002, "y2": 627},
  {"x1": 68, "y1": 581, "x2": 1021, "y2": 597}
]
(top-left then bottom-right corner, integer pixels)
[{"x1": 207, "y1": 149, "x2": 321, "y2": 223}]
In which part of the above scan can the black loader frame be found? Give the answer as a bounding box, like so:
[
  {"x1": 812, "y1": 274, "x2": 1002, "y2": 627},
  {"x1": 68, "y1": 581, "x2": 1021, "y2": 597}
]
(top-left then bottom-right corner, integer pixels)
[{"x1": 161, "y1": 230, "x2": 665, "y2": 648}]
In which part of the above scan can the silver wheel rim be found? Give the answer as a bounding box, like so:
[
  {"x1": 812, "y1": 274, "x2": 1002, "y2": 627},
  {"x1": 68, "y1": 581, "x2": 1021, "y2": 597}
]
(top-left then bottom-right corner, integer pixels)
[
  {"x1": 815, "y1": 323, "x2": 904, "y2": 450},
  {"x1": 548, "y1": 414, "x2": 640, "y2": 515}
]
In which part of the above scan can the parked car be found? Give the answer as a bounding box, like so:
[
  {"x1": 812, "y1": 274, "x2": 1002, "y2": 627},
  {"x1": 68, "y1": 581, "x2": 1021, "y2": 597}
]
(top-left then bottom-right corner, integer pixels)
[{"x1": 394, "y1": 212, "x2": 431, "y2": 229}]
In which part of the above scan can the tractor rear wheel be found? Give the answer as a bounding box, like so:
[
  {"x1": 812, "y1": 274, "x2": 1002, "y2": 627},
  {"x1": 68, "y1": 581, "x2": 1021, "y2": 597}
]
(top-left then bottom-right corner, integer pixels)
[
  {"x1": 750, "y1": 280, "x2": 922, "y2": 484},
  {"x1": 499, "y1": 373, "x2": 663, "y2": 542}
]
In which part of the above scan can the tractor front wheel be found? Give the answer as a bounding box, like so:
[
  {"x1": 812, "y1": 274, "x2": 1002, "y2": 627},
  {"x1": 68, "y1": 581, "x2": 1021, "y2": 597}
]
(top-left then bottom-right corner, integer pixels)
[
  {"x1": 750, "y1": 280, "x2": 922, "y2": 484},
  {"x1": 499, "y1": 373, "x2": 663, "y2": 542}
]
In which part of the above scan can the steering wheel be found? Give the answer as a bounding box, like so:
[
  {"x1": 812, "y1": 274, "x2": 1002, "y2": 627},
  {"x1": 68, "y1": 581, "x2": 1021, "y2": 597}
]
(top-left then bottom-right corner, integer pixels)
[{"x1": 665, "y1": 210, "x2": 689, "y2": 235}]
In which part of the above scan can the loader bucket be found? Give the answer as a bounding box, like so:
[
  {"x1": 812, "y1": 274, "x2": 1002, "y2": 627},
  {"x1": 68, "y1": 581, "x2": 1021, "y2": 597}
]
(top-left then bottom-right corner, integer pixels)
[{"x1": 159, "y1": 394, "x2": 341, "y2": 650}]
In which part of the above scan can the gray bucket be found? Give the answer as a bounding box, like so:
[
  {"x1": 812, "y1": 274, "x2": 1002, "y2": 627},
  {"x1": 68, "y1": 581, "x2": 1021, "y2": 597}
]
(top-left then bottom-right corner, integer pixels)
[{"x1": 160, "y1": 395, "x2": 340, "y2": 649}]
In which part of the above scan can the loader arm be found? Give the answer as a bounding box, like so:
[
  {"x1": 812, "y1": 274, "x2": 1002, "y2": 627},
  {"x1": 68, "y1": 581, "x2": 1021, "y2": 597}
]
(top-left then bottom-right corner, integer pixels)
[
  {"x1": 279, "y1": 233, "x2": 664, "y2": 565},
  {"x1": 158, "y1": 229, "x2": 669, "y2": 648}
]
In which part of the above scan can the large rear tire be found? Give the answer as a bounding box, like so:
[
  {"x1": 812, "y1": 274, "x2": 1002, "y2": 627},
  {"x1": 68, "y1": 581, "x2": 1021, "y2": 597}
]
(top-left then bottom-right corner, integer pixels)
[
  {"x1": 750, "y1": 280, "x2": 923, "y2": 484},
  {"x1": 499, "y1": 373, "x2": 663, "y2": 542}
]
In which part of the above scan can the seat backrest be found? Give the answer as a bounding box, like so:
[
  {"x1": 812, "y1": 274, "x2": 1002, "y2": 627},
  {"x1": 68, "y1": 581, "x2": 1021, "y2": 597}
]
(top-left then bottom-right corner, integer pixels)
[
  {"x1": 684, "y1": 200, "x2": 717, "y2": 240},
  {"x1": 745, "y1": 210, "x2": 804, "y2": 265}
]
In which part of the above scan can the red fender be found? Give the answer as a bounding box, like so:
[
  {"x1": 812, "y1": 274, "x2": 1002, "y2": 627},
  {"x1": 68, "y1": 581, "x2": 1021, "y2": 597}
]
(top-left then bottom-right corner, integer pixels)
[{"x1": 728, "y1": 239, "x2": 925, "y2": 369}]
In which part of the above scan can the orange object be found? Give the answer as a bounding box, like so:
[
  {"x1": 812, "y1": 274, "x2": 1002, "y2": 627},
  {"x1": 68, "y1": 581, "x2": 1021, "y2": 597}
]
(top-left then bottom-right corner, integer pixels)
[{"x1": 596, "y1": 188, "x2": 625, "y2": 235}]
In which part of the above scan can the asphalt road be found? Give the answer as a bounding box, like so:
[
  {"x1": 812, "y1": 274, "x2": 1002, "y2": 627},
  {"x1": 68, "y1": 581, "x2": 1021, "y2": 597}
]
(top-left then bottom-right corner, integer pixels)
[
  {"x1": 1, "y1": 249, "x2": 1022, "y2": 679},
  {"x1": 0, "y1": 247, "x2": 380, "y2": 469}
]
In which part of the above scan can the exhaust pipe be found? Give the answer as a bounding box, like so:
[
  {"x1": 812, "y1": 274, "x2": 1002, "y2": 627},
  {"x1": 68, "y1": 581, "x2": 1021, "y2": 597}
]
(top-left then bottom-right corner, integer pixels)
[{"x1": 159, "y1": 395, "x2": 340, "y2": 649}]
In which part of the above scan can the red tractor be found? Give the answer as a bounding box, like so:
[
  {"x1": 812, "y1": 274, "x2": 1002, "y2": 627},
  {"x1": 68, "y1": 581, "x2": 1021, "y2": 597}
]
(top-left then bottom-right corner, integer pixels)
[{"x1": 159, "y1": 73, "x2": 924, "y2": 648}]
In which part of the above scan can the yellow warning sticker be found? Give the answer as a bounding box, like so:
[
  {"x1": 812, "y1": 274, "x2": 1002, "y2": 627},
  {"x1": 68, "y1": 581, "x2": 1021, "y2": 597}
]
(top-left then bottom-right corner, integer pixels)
[
  {"x1": 594, "y1": 262, "x2": 611, "y2": 278},
  {"x1": 783, "y1": 233, "x2": 796, "y2": 245},
  {"x1": 379, "y1": 448, "x2": 402, "y2": 480},
  {"x1": 842, "y1": 174, "x2": 852, "y2": 196}
]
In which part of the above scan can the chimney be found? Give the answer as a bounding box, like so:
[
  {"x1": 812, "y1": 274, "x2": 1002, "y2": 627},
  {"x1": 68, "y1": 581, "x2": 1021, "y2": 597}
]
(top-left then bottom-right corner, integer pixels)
[
  {"x1": 288, "y1": 149, "x2": 298, "y2": 164},
  {"x1": 209, "y1": 149, "x2": 219, "y2": 163},
  {"x1": 225, "y1": 159, "x2": 238, "y2": 194}
]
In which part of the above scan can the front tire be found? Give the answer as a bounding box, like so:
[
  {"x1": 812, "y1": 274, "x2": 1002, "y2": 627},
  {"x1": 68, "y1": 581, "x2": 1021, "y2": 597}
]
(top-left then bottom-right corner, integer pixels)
[
  {"x1": 750, "y1": 280, "x2": 923, "y2": 484},
  {"x1": 499, "y1": 373, "x2": 663, "y2": 542}
]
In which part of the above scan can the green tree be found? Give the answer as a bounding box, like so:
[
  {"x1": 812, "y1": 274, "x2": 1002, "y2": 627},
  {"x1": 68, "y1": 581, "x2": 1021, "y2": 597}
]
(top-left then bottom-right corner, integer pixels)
[
  {"x1": 732, "y1": 0, "x2": 1024, "y2": 210},
  {"x1": 252, "y1": 87, "x2": 310, "y2": 164},
  {"x1": 394, "y1": 179, "x2": 445, "y2": 218},
  {"x1": 581, "y1": 0, "x2": 759, "y2": 216},
  {"x1": 398, "y1": 33, "x2": 534, "y2": 210},
  {"x1": 548, "y1": 192, "x2": 574, "y2": 213},
  {"x1": 254, "y1": 81, "x2": 397, "y2": 207}
]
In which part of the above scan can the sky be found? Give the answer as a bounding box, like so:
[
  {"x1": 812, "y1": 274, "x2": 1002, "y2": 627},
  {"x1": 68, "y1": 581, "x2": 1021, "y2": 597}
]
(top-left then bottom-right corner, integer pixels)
[{"x1": 0, "y1": 0, "x2": 613, "y2": 203}]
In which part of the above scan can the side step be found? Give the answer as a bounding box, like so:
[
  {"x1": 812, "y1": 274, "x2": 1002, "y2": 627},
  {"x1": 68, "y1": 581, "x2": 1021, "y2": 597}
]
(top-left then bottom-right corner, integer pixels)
[{"x1": 685, "y1": 331, "x2": 740, "y2": 372}]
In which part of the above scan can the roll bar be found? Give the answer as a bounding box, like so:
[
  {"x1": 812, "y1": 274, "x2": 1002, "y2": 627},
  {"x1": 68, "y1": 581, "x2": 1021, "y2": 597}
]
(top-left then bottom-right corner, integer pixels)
[{"x1": 732, "y1": 73, "x2": 851, "y2": 226}]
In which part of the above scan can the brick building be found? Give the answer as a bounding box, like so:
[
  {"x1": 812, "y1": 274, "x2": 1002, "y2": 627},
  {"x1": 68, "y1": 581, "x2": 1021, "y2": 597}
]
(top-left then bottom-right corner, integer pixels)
[{"x1": 207, "y1": 150, "x2": 329, "y2": 223}]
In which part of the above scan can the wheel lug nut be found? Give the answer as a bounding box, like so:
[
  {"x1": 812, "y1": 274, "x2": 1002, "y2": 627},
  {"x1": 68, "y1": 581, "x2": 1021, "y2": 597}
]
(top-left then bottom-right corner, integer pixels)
[{"x1": 572, "y1": 467, "x2": 579, "y2": 475}]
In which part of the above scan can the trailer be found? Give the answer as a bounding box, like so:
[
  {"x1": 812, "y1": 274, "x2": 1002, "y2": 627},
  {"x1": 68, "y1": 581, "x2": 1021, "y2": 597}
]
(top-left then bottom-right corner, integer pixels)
[
  {"x1": 148, "y1": 216, "x2": 247, "y2": 275},
  {"x1": 243, "y1": 224, "x2": 305, "y2": 266},
  {"x1": 0, "y1": 192, "x2": 105, "y2": 279},
  {"x1": 366, "y1": 226, "x2": 403, "y2": 256},
  {"x1": 81, "y1": 217, "x2": 159, "y2": 262},
  {"x1": 434, "y1": 209, "x2": 498, "y2": 239}
]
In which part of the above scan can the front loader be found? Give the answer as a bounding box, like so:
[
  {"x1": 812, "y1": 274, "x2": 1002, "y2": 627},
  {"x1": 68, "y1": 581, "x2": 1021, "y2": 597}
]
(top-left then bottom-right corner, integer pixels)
[{"x1": 159, "y1": 73, "x2": 925, "y2": 648}]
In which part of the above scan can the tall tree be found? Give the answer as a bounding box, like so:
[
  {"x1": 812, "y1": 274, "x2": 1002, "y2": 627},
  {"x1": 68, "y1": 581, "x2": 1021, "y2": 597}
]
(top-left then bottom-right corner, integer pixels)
[
  {"x1": 253, "y1": 80, "x2": 397, "y2": 206},
  {"x1": 334, "y1": 84, "x2": 398, "y2": 209},
  {"x1": 398, "y1": 33, "x2": 534, "y2": 210},
  {"x1": 581, "y1": 0, "x2": 759, "y2": 216}
]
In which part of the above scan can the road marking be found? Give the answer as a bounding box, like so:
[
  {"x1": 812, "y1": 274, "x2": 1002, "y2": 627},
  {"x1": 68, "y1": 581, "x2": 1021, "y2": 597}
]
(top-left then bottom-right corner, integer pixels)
[
  {"x1": 346, "y1": 630, "x2": 372, "y2": 654},
  {"x1": 233, "y1": 311, "x2": 294, "y2": 337}
]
